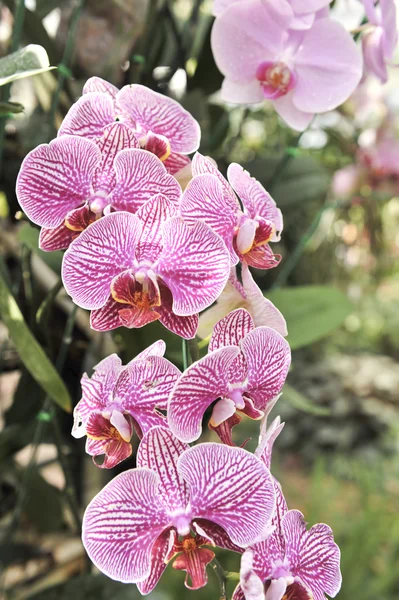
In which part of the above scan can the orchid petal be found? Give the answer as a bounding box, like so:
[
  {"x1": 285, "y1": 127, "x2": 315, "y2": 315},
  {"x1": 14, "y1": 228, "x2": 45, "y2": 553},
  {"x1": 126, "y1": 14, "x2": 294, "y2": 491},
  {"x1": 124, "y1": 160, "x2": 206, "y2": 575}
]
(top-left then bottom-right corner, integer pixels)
[
  {"x1": 136, "y1": 529, "x2": 171, "y2": 594},
  {"x1": 243, "y1": 243, "x2": 281, "y2": 270},
  {"x1": 290, "y1": 0, "x2": 330, "y2": 14},
  {"x1": 227, "y1": 163, "x2": 283, "y2": 238},
  {"x1": 282, "y1": 510, "x2": 342, "y2": 599},
  {"x1": 240, "y1": 327, "x2": 291, "y2": 411},
  {"x1": 144, "y1": 131, "x2": 171, "y2": 162},
  {"x1": 191, "y1": 153, "x2": 240, "y2": 213},
  {"x1": 241, "y1": 265, "x2": 287, "y2": 336},
  {"x1": 221, "y1": 78, "x2": 264, "y2": 104},
  {"x1": 168, "y1": 346, "x2": 240, "y2": 442},
  {"x1": 256, "y1": 416, "x2": 285, "y2": 471},
  {"x1": 137, "y1": 426, "x2": 189, "y2": 514},
  {"x1": 157, "y1": 283, "x2": 199, "y2": 339},
  {"x1": 134, "y1": 339, "x2": 166, "y2": 360},
  {"x1": 264, "y1": 578, "x2": 288, "y2": 600},
  {"x1": 83, "y1": 76, "x2": 119, "y2": 98},
  {"x1": 39, "y1": 224, "x2": 75, "y2": 251},
  {"x1": 194, "y1": 519, "x2": 243, "y2": 553},
  {"x1": 232, "y1": 585, "x2": 246, "y2": 600},
  {"x1": 293, "y1": 19, "x2": 363, "y2": 113},
  {"x1": 178, "y1": 443, "x2": 275, "y2": 547},
  {"x1": 108, "y1": 149, "x2": 181, "y2": 212},
  {"x1": 16, "y1": 136, "x2": 100, "y2": 228},
  {"x1": 136, "y1": 194, "x2": 177, "y2": 263},
  {"x1": 209, "y1": 308, "x2": 254, "y2": 351},
  {"x1": 82, "y1": 468, "x2": 170, "y2": 583},
  {"x1": 236, "y1": 218, "x2": 258, "y2": 254},
  {"x1": 92, "y1": 122, "x2": 139, "y2": 195},
  {"x1": 163, "y1": 151, "x2": 191, "y2": 176},
  {"x1": 116, "y1": 84, "x2": 201, "y2": 154},
  {"x1": 273, "y1": 92, "x2": 314, "y2": 132},
  {"x1": 58, "y1": 92, "x2": 115, "y2": 138},
  {"x1": 239, "y1": 549, "x2": 266, "y2": 600},
  {"x1": 62, "y1": 212, "x2": 141, "y2": 310},
  {"x1": 155, "y1": 217, "x2": 230, "y2": 316},
  {"x1": 210, "y1": 397, "x2": 237, "y2": 427},
  {"x1": 90, "y1": 296, "x2": 123, "y2": 332},
  {"x1": 86, "y1": 435, "x2": 132, "y2": 469},
  {"x1": 110, "y1": 410, "x2": 132, "y2": 442},
  {"x1": 181, "y1": 173, "x2": 238, "y2": 264}
]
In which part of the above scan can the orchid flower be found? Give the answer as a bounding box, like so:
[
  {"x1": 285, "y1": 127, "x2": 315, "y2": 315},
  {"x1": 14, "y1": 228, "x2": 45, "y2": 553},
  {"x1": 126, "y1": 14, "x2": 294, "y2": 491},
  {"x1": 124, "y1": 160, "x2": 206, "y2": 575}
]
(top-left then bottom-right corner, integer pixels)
[
  {"x1": 72, "y1": 341, "x2": 180, "y2": 468},
  {"x1": 62, "y1": 194, "x2": 231, "y2": 338},
  {"x1": 362, "y1": 0, "x2": 398, "y2": 84},
  {"x1": 58, "y1": 76, "x2": 201, "y2": 176},
  {"x1": 211, "y1": 0, "x2": 362, "y2": 131},
  {"x1": 82, "y1": 426, "x2": 276, "y2": 591},
  {"x1": 16, "y1": 122, "x2": 181, "y2": 251},
  {"x1": 168, "y1": 308, "x2": 291, "y2": 445},
  {"x1": 197, "y1": 265, "x2": 287, "y2": 340},
  {"x1": 181, "y1": 153, "x2": 282, "y2": 269},
  {"x1": 232, "y1": 416, "x2": 342, "y2": 600}
]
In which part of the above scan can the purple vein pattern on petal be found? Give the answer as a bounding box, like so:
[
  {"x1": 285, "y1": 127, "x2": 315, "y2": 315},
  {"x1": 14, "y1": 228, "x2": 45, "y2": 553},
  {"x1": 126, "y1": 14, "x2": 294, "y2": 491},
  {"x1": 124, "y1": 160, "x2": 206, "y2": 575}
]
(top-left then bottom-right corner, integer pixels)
[
  {"x1": 137, "y1": 426, "x2": 189, "y2": 514},
  {"x1": 82, "y1": 468, "x2": 170, "y2": 583},
  {"x1": 39, "y1": 224, "x2": 75, "y2": 252},
  {"x1": 181, "y1": 173, "x2": 239, "y2": 264},
  {"x1": 83, "y1": 76, "x2": 119, "y2": 97},
  {"x1": 134, "y1": 339, "x2": 166, "y2": 360},
  {"x1": 240, "y1": 327, "x2": 291, "y2": 410},
  {"x1": 16, "y1": 136, "x2": 101, "y2": 228},
  {"x1": 178, "y1": 443, "x2": 275, "y2": 547},
  {"x1": 209, "y1": 308, "x2": 254, "y2": 352},
  {"x1": 136, "y1": 529, "x2": 172, "y2": 595},
  {"x1": 108, "y1": 149, "x2": 181, "y2": 212},
  {"x1": 116, "y1": 84, "x2": 201, "y2": 154},
  {"x1": 191, "y1": 153, "x2": 240, "y2": 213},
  {"x1": 155, "y1": 217, "x2": 230, "y2": 315},
  {"x1": 227, "y1": 163, "x2": 283, "y2": 236},
  {"x1": 58, "y1": 92, "x2": 115, "y2": 138},
  {"x1": 136, "y1": 194, "x2": 177, "y2": 263},
  {"x1": 282, "y1": 510, "x2": 342, "y2": 599},
  {"x1": 62, "y1": 212, "x2": 141, "y2": 310},
  {"x1": 168, "y1": 346, "x2": 240, "y2": 442},
  {"x1": 114, "y1": 356, "x2": 180, "y2": 433},
  {"x1": 77, "y1": 354, "x2": 123, "y2": 424},
  {"x1": 92, "y1": 122, "x2": 139, "y2": 194}
]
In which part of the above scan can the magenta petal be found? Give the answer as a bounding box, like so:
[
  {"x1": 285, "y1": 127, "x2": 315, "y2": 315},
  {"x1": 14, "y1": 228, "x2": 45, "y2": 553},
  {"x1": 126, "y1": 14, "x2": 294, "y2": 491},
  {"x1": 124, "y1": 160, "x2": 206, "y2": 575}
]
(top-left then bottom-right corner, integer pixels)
[
  {"x1": 157, "y1": 283, "x2": 199, "y2": 339},
  {"x1": 82, "y1": 468, "x2": 170, "y2": 583},
  {"x1": 293, "y1": 18, "x2": 363, "y2": 113},
  {"x1": 116, "y1": 84, "x2": 201, "y2": 154},
  {"x1": 243, "y1": 242, "x2": 281, "y2": 270},
  {"x1": 191, "y1": 153, "x2": 240, "y2": 213},
  {"x1": 194, "y1": 519, "x2": 243, "y2": 553},
  {"x1": 136, "y1": 529, "x2": 172, "y2": 594},
  {"x1": 209, "y1": 308, "x2": 254, "y2": 352},
  {"x1": 227, "y1": 163, "x2": 283, "y2": 238},
  {"x1": 136, "y1": 194, "x2": 177, "y2": 263},
  {"x1": 239, "y1": 549, "x2": 266, "y2": 600},
  {"x1": 181, "y1": 173, "x2": 239, "y2": 264},
  {"x1": 90, "y1": 296, "x2": 123, "y2": 332},
  {"x1": 83, "y1": 76, "x2": 119, "y2": 98},
  {"x1": 241, "y1": 265, "x2": 288, "y2": 336},
  {"x1": 92, "y1": 122, "x2": 139, "y2": 195},
  {"x1": 168, "y1": 346, "x2": 241, "y2": 442},
  {"x1": 137, "y1": 426, "x2": 189, "y2": 514},
  {"x1": 256, "y1": 416, "x2": 285, "y2": 471},
  {"x1": 155, "y1": 217, "x2": 230, "y2": 316},
  {"x1": 62, "y1": 212, "x2": 141, "y2": 310},
  {"x1": 39, "y1": 224, "x2": 75, "y2": 251},
  {"x1": 282, "y1": 510, "x2": 342, "y2": 599},
  {"x1": 108, "y1": 149, "x2": 181, "y2": 212},
  {"x1": 134, "y1": 339, "x2": 166, "y2": 360},
  {"x1": 240, "y1": 327, "x2": 291, "y2": 411},
  {"x1": 163, "y1": 151, "x2": 191, "y2": 175},
  {"x1": 114, "y1": 356, "x2": 180, "y2": 433},
  {"x1": 16, "y1": 136, "x2": 100, "y2": 228},
  {"x1": 178, "y1": 443, "x2": 275, "y2": 547},
  {"x1": 58, "y1": 92, "x2": 115, "y2": 139}
]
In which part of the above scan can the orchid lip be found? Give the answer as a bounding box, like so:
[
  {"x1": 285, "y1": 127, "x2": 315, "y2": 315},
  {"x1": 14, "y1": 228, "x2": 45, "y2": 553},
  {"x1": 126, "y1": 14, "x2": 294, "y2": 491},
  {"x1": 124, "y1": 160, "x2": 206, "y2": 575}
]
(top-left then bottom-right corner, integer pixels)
[{"x1": 256, "y1": 60, "x2": 297, "y2": 99}]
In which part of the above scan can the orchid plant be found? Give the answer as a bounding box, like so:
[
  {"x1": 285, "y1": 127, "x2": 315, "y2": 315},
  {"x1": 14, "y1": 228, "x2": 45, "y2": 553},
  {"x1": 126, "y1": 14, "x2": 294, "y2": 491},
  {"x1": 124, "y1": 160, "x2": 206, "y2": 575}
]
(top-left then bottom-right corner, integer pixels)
[{"x1": 14, "y1": 1, "x2": 399, "y2": 596}]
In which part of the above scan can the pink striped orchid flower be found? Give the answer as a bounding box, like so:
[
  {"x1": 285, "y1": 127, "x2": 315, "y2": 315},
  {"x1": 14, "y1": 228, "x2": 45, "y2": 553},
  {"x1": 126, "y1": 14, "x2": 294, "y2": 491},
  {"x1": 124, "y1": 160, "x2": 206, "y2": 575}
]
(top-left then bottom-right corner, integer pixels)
[
  {"x1": 233, "y1": 415, "x2": 342, "y2": 600},
  {"x1": 168, "y1": 308, "x2": 291, "y2": 445},
  {"x1": 16, "y1": 122, "x2": 181, "y2": 251},
  {"x1": 58, "y1": 76, "x2": 201, "y2": 176},
  {"x1": 72, "y1": 341, "x2": 180, "y2": 469},
  {"x1": 62, "y1": 195, "x2": 231, "y2": 337},
  {"x1": 181, "y1": 153, "x2": 283, "y2": 269},
  {"x1": 82, "y1": 426, "x2": 276, "y2": 591}
]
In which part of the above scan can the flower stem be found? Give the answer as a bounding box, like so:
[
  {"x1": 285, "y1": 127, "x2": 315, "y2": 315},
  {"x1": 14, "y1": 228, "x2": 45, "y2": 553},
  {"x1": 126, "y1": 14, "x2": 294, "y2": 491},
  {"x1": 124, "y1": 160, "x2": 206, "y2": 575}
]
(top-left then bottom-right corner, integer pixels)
[
  {"x1": 211, "y1": 558, "x2": 227, "y2": 600},
  {"x1": 182, "y1": 338, "x2": 190, "y2": 370}
]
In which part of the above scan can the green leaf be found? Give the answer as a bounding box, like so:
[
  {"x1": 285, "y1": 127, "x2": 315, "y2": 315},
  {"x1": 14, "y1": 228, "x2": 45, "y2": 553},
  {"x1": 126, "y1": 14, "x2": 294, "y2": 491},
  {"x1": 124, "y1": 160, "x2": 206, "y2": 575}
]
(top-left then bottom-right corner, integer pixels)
[
  {"x1": 266, "y1": 285, "x2": 353, "y2": 350},
  {"x1": 282, "y1": 384, "x2": 331, "y2": 416},
  {"x1": 0, "y1": 100, "x2": 24, "y2": 116},
  {"x1": 0, "y1": 44, "x2": 55, "y2": 86},
  {"x1": 18, "y1": 222, "x2": 63, "y2": 274},
  {"x1": 0, "y1": 272, "x2": 71, "y2": 412}
]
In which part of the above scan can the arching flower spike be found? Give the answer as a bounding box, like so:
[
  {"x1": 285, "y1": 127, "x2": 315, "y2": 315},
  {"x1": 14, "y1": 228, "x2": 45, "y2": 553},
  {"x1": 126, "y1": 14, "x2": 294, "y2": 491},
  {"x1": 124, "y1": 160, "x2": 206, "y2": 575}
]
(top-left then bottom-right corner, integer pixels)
[
  {"x1": 62, "y1": 196, "x2": 231, "y2": 338},
  {"x1": 16, "y1": 122, "x2": 181, "y2": 251},
  {"x1": 82, "y1": 426, "x2": 276, "y2": 591},
  {"x1": 168, "y1": 308, "x2": 291, "y2": 444},
  {"x1": 58, "y1": 76, "x2": 201, "y2": 175},
  {"x1": 181, "y1": 153, "x2": 282, "y2": 269},
  {"x1": 73, "y1": 342, "x2": 180, "y2": 468}
]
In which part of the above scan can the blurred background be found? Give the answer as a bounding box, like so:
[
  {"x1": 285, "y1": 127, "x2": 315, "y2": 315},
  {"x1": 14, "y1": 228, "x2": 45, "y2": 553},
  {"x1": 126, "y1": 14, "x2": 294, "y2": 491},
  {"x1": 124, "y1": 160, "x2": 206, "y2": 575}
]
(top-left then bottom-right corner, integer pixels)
[{"x1": 0, "y1": 1, "x2": 398, "y2": 598}]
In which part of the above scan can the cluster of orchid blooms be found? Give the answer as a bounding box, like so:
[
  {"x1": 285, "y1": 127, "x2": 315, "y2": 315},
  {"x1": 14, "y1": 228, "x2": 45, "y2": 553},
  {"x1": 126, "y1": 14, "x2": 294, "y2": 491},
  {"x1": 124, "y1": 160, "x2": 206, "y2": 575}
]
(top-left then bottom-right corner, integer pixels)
[{"x1": 16, "y1": 0, "x2": 398, "y2": 596}]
